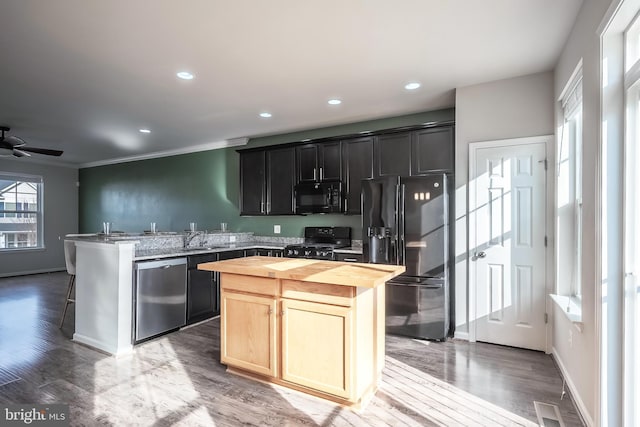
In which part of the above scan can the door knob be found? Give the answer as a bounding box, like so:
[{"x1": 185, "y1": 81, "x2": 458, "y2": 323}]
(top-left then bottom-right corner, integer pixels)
[{"x1": 475, "y1": 251, "x2": 487, "y2": 259}]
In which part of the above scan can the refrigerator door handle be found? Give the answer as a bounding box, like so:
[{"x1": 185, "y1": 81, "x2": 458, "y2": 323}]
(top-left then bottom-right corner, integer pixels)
[{"x1": 398, "y1": 183, "x2": 405, "y2": 266}]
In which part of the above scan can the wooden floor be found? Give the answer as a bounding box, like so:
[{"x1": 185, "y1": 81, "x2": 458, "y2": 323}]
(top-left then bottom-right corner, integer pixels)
[{"x1": 0, "y1": 272, "x2": 584, "y2": 426}]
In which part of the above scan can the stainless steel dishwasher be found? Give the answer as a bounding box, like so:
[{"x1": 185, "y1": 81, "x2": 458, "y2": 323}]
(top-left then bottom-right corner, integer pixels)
[{"x1": 134, "y1": 257, "x2": 187, "y2": 342}]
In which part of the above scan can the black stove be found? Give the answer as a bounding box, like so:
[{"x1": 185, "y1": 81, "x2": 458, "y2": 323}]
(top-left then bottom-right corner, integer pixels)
[{"x1": 285, "y1": 227, "x2": 351, "y2": 260}]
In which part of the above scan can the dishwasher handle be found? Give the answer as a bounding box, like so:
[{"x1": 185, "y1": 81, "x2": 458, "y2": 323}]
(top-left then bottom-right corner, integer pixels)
[{"x1": 136, "y1": 257, "x2": 187, "y2": 270}]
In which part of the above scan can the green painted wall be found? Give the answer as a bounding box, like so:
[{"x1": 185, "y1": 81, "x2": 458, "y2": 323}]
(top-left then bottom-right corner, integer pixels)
[{"x1": 79, "y1": 108, "x2": 454, "y2": 239}]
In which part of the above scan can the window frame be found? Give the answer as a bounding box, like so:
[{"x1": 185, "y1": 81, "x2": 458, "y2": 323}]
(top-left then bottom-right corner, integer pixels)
[
  {"x1": 556, "y1": 67, "x2": 584, "y2": 300},
  {"x1": 0, "y1": 172, "x2": 44, "y2": 251}
]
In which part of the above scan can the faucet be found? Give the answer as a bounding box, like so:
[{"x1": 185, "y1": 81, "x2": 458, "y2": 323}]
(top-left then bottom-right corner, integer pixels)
[{"x1": 184, "y1": 231, "x2": 202, "y2": 248}]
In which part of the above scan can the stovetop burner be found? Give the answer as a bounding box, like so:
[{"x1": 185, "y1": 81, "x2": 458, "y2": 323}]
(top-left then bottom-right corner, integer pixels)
[{"x1": 285, "y1": 227, "x2": 351, "y2": 260}]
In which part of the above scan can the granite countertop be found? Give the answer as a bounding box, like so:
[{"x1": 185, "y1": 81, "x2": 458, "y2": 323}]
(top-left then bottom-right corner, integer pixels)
[
  {"x1": 198, "y1": 256, "x2": 404, "y2": 288},
  {"x1": 134, "y1": 241, "x2": 287, "y2": 261}
]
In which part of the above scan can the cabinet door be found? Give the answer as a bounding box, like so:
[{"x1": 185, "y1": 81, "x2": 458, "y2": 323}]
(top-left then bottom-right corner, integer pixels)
[
  {"x1": 318, "y1": 142, "x2": 341, "y2": 181},
  {"x1": 221, "y1": 292, "x2": 277, "y2": 377},
  {"x1": 342, "y1": 137, "x2": 373, "y2": 214},
  {"x1": 187, "y1": 269, "x2": 216, "y2": 324},
  {"x1": 374, "y1": 132, "x2": 411, "y2": 177},
  {"x1": 411, "y1": 126, "x2": 454, "y2": 174},
  {"x1": 240, "y1": 150, "x2": 266, "y2": 215},
  {"x1": 266, "y1": 147, "x2": 296, "y2": 215},
  {"x1": 296, "y1": 144, "x2": 318, "y2": 182},
  {"x1": 281, "y1": 299, "x2": 352, "y2": 399}
]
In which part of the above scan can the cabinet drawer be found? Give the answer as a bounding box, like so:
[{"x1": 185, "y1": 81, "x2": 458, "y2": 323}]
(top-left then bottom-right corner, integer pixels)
[
  {"x1": 281, "y1": 280, "x2": 354, "y2": 307},
  {"x1": 221, "y1": 273, "x2": 278, "y2": 296}
]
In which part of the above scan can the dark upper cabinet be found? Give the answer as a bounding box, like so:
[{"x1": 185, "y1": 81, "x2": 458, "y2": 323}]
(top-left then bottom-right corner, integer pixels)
[
  {"x1": 374, "y1": 133, "x2": 412, "y2": 177},
  {"x1": 342, "y1": 136, "x2": 373, "y2": 215},
  {"x1": 266, "y1": 147, "x2": 296, "y2": 215},
  {"x1": 239, "y1": 150, "x2": 266, "y2": 215},
  {"x1": 239, "y1": 147, "x2": 296, "y2": 216},
  {"x1": 296, "y1": 142, "x2": 341, "y2": 182},
  {"x1": 411, "y1": 126, "x2": 454, "y2": 174}
]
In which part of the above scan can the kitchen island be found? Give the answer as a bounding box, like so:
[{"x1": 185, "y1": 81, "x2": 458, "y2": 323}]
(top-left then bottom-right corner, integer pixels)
[{"x1": 198, "y1": 256, "x2": 404, "y2": 409}]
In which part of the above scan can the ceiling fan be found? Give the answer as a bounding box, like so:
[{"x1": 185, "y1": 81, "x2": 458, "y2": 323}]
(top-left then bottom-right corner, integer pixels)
[{"x1": 0, "y1": 126, "x2": 63, "y2": 158}]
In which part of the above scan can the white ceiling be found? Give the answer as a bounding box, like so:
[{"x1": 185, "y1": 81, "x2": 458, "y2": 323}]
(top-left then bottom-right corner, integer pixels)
[{"x1": 0, "y1": 0, "x2": 583, "y2": 166}]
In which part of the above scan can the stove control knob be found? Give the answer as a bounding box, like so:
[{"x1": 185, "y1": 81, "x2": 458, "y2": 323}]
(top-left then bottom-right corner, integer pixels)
[
  {"x1": 293, "y1": 249, "x2": 299, "y2": 256},
  {"x1": 304, "y1": 250, "x2": 312, "y2": 257}
]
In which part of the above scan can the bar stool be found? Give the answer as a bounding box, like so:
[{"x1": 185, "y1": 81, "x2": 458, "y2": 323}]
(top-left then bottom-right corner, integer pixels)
[{"x1": 59, "y1": 240, "x2": 76, "y2": 328}]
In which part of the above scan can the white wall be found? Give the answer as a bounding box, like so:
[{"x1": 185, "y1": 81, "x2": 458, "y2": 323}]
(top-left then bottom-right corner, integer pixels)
[
  {"x1": 553, "y1": 1, "x2": 616, "y2": 425},
  {"x1": 454, "y1": 71, "x2": 555, "y2": 336},
  {"x1": 0, "y1": 159, "x2": 78, "y2": 276}
]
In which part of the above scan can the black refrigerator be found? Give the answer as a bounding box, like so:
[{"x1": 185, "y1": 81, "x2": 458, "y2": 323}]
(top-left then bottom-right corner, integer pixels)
[{"x1": 362, "y1": 174, "x2": 449, "y2": 341}]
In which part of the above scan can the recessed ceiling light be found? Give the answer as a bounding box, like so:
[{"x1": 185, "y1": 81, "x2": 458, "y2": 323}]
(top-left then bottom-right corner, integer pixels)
[
  {"x1": 176, "y1": 71, "x2": 194, "y2": 80},
  {"x1": 259, "y1": 112, "x2": 272, "y2": 118},
  {"x1": 405, "y1": 82, "x2": 421, "y2": 90},
  {"x1": 139, "y1": 129, "x2": 151, "y2": 134},
  {"x1": 328, "y1": 99, "x2": 342, "y2": 105}
]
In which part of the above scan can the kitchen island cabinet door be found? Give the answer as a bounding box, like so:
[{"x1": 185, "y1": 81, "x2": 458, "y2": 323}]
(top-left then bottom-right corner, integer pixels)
[
  {"x1": 280, "y1": 299, "x2": 352, "y2": 399},
  {"x1": 221, "y1": 292, "x2": 277, "y2": 377}
]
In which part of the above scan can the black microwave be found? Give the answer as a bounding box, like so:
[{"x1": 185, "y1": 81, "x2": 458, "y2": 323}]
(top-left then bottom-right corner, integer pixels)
[{"x1": 294, "y1": 181, "x2": 343, "y2": 214}]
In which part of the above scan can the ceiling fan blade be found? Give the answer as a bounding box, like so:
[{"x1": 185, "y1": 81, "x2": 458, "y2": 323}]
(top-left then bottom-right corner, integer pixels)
[
  {"x1": 19, "y1": 146, "x2": 63, "y2": 156},
  {"x1": 4, "y1": 135, "x2": 26, "y2": 147},
  {"x1": 13, "y1": 149, "x2": 31, "y2": 158}
]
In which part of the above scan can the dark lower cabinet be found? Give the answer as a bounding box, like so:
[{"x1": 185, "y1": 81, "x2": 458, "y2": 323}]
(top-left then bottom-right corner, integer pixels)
[{"x1": 187, "y1": 253, "x2": 219, "y2": 325}]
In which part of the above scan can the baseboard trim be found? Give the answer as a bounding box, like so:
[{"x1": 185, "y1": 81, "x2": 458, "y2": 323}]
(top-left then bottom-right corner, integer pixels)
[
  {"x1": 453, "y1": 331, "x2": 469, "y2": 341},
  {"x1": 73, "y1": 333, "x2": 133, "y2": 357},
  {"x1": 0, "y1": 267, "x2": 66, "y2": 278},
  {"x1": 551, "y1": 346, "x2": 594, "y2": 427}
]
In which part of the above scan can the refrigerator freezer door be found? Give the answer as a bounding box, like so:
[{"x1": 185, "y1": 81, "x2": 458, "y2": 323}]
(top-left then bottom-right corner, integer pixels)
[
  {"x1": 385, "y1": 277, "x2": 449, "y2": 340},
  {"x1": 400, "y1": 175, "x2": 448, "y2": 277}
]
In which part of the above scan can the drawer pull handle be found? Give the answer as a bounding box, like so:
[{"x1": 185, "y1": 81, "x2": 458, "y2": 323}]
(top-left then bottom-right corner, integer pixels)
[{"x1": 343, "y1": 258, "x2": 358, "y2": 262}]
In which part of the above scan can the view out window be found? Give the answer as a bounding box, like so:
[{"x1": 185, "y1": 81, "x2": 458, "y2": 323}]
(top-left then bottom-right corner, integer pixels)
[
  {"x1": 557, "y1": 69, "x2": 583, "y2": 299},
  {"x1": 0, "y1": 173, "x2": 43, "y2": 250}
]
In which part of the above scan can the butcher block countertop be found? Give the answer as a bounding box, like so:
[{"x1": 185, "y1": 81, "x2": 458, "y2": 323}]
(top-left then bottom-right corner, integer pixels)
[{"x1": 198, "y1": 256, "x2": 405, "y2": 288}]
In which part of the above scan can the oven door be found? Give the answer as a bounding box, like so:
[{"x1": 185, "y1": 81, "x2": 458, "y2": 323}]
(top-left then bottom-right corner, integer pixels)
[{"x1": 294, "y1": 181, "x2": 342, "y2": 214}]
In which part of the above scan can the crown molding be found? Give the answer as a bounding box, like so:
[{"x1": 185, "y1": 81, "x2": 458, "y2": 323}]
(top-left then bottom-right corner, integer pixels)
[{"x1": 78, "y1": 137, "x2": 249, "y2": 168}]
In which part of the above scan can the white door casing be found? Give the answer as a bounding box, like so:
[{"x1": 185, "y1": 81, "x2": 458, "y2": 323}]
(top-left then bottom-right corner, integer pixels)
[{"x1": 469, "y1": 138, "x2": 548, "y2": 351}]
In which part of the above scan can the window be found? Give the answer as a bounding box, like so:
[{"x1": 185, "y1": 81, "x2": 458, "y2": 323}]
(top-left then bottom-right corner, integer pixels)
[
  {"x1": 624, "y1": 11, "x2": 640, "y2": 426},
  {"x1": 0, "y1": 173, "x2": 43, "y2": 250},
  {"x1": 556, "y1": 66, "x2": 583, "y2": 300}
]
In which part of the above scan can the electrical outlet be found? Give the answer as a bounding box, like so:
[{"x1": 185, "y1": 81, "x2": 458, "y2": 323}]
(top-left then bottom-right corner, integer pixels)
[
  {"x1": 274, "y1": 225, "x2": 281, "y2": 234},
  {"x1": 229, "y1": 235, "x2": 236, "y2": 242},
  {"x1": 568, "y1": 329, "x2": 573, "y2": 348}
]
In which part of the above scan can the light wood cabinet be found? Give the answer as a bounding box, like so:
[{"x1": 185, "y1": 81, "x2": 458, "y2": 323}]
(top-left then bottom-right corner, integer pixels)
[
  {"x1": 220, "y1": 291, "x2": 277, "y2": 377},
  {"x1": 218, "y1": 269, "x2": 388, "y2": 407},
  {"x1": 281, "y1": 298, "x2": 352, "y2": 398}
]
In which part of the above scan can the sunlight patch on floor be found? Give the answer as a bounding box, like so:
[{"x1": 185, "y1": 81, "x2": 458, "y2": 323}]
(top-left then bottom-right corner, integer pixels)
[
  {"x1": 91, "y1": 337, "x2": 202, "y2": 425},
  {"x1": 382, "y1": 356, "x2": 538, "y2": 427}
]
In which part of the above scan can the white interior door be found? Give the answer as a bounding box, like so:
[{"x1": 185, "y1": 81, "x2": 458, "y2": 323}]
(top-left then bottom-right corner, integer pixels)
[{"x1": 470, "y1": 140, "x2": 547, "y2": 351}]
